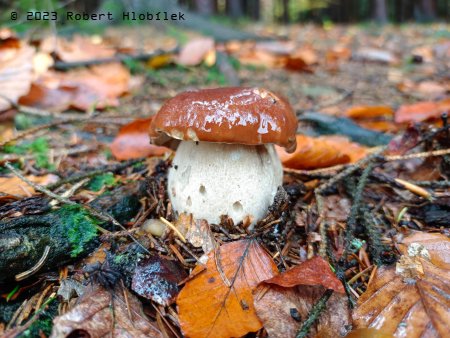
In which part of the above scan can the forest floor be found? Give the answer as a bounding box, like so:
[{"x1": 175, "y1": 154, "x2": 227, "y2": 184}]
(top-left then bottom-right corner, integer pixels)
[{"x1": 0, "y1": 22, "x2": 449, "y2": 338}]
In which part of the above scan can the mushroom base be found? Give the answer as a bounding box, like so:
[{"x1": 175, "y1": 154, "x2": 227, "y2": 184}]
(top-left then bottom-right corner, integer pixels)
[{"x1": 168, "y1": 141, "x2": 283, "y2": 226}]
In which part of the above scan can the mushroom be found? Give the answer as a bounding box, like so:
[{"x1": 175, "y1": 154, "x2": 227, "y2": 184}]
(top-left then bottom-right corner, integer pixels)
[{"x1": 149, "y1": 87, "x2": 297, "y2": 226}]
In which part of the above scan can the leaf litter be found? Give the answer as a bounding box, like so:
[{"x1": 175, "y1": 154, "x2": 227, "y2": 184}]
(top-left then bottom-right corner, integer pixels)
[{"x1": 0, "y1": 22, "x2": 449, "y2": 338}]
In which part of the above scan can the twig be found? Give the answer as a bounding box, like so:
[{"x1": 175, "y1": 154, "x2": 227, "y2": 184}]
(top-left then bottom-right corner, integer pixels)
[
  {"x1": 296, "y1": 289, "x2": 333, "y2": 338},
  {"x1": 47, "y1": 158, "x2": 145, "y2": 190},
  {"x1": 160, "y1": 217, "x2": 187, "y2": 243},
  {"x1": 15, "y1": 246, "x2": 51, "y2": 281},
  {"x1": 53, "y1": 47, "x2": 179, "y2": 70},
  {"x1": 384, "y1": 148, "x2": 450, "y2": 161},
  {"x1": 3, "y1": 161, "x2": 150, "y2": 254}
]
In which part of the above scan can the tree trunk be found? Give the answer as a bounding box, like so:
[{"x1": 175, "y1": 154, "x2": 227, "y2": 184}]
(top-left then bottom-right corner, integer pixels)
[
  {"x1": 227, "y1": 0, "x2": 244, "y2": 18},
  {"x1": 420, "y1": 0, "x2": 436, "y2": 20},
  {"x1": 374, "y1": 0, "x2": 388, "y2": 23},
  {"x1": 282, "y1": 0, "x2": 289, "y2": 23},
  {"x1": 195, "y1": 0, "x2": 216, "y2": 16}
]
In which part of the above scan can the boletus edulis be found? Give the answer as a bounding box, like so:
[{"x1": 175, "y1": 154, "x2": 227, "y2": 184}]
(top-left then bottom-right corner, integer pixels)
[{"x1": 149, "y1": 87, "x2": 297, "y2": 226}]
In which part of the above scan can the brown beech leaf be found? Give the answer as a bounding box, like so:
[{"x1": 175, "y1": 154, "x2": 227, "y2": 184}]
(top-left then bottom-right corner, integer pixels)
[
  {"x1": 40, "y1": 35, "x2": 116, "y2": 62},
  {"x1": 0, "y1": 40, "x2": 34, "y2": 111},
  {"x1": 110, "y1": 117, "x2": 170, "y2": 160},
  {"x1": 176, "y1": 239, "x2": 278, "y2": 338},
  {"x1": 345, "y1": 106, "x2": 394, "y2": 119},
  {"x1": 132, "y1": 255, "x2": 187, "y2": 306},
  {"x1": 0, "y1": 175, "x2": 59, "y2": 196},
  {"x1": 395, "y1": 99, "x2": 450, "y2": 123},
  {"x1": 276, "y1": 135, "x2": 368, "y2": 170},
  {"x1": 353, "y1": 233, "x2": 450, "y2": 337},
  {"x1": 175, "y1": 213, "x2": 216, "y2": 254},
  {"x1": 51, "y1": 284, "x2": 163, "y2": 338},
  {"x1": 176, "y1": 38, "x2": 215, "y2": 66},
  {"x1": 263, "y1": 256, "x2": 345, "y2": 293},
  {"x1": 20, "y1": 62, "x2": 130, "y2": 112}
]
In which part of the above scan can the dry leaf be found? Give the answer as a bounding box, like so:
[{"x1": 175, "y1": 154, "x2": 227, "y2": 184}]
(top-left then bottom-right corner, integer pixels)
[
  {"x1": 0, "y1": 40, "x2": 34, "y2": 111},
  {"x1": 132, "y1": 255, "x2": 187, "y2": 306},
  {"x1": 51, "y1": 284, "x2": 163, "y2": 338},
  {"x1": 177, "y1": 240, "x2": 278, "y2": 338},
  {"x1": 254, "y1": 256, "x2": 348, "y2": 338},
  {"x1": 176, "y1": 38, "x2": 215, "y2": 66},
  {"x1": 353, "y1": 48, "x2": 398, "y2": 64},
  {"x1": 20, "y1": 62, "x2": 131, "y2": 111},
  {"x1": 110, "y1": 117, "x2": 170, "y2": 160},
  {"x1": 40, "y1": 35, "x2": 115, "y2": 62},
  {"x1": 395, "y1": 99, "x2": 450, "y2": 123},
  {"x1": 0, "y1": 175, "x2": 59, "y2": 196},
  {"x1": 175, "y1": 213, "x2": 216, "y2": 254},
  {"x1": 345, "y1": 106, "x2": 394, "y2": 119},
  {"x1": 276, "y1": 135, "x2": 368, "y2": 170},
  {"x1": 353, "y1": 232, "x2": 450, "y2": 337}
]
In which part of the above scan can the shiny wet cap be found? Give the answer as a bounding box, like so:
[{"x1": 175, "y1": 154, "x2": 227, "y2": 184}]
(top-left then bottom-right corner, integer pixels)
[{"x1": 149, "y1": 87, "x2": 298, "y2": 152}]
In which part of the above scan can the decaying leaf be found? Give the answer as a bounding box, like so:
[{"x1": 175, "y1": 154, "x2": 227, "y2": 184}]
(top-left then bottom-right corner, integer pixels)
[
  {"x1": 353, "y1": 232, "x2": 450, "y2": 337},
  {"x1": 51, "y1": 284, "x2": 163, "y2": 338},
  {"x1": 40, "y1": 35, "x2": 116, "y2": 62},
  {"x1": 395, "y1": 99, "x2": 450, "y2": 124},
  {"x1": 131, "y1": 255, "x2": 187, "y2": 306},
  {"x1": 20, "y1": 62, "x2": 131, "y2": 112},
  {"x1": 353, "y1": 48, "x2": 398, "y2": 64},
  {"x1": 254, "y1": 256, "x2": 349, "y2": 338},
  {"x1": 175, "y1": 213, "x2": 216, "y2": 254},
  {"x1": 177, "y1": 240, "x2": 278, "y2": 338},
  {"x1": 0, "y1": 39, "x2": 34, "y2": 111},
  {"x1": 345, "y1": 106, "x2": 394, "y2": 119},
  {"x1": 176, "y1": 38, "x2": 215, "y2": 66},
  {"x1": 276, "y1": 135, "x2": 368, "y2": 170},
  {"x1": 110, "y1": 117, "x2": 170, "y2": 160}
]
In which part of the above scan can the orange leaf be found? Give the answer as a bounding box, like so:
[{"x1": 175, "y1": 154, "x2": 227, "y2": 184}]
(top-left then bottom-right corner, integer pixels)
[
  {"x1": 353, "y1": 233, "x2": 450, "y2": 337},
  {"x1": 110, "y1": 117, "x2": 170, "y2": 160},
  {"x1": 177, "y1": 240, "x2": 278, "y2": 338},
  {"x1": 0, "y1": 174, "x2": 58, "y2": 196},
  {"x1": 262, "y1": 256, "x2": 345, "y2": 293},
  {"x1": 0, "y1": 40, "x2": 34, "y2": 111},
  {"x1": 276, "y1": 135, "x2": 368, "y2": 170},
  {"x1": 345, "y1": 106, "x2": 394, "y2": 119},
  {"x1": 395, "y1": 99, "x2": 450, "y2": 123},
  {"x1": 20, "y1": 63, "x2": 130, "y2": 112},
  {"x1": 176, "y1": 38, "x2": 215, "y2": 66}
]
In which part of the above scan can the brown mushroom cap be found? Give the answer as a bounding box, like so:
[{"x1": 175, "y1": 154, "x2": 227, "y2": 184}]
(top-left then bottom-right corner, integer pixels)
[{"x1": 149, "y1": 87, "x2": 298, "y2": 152}]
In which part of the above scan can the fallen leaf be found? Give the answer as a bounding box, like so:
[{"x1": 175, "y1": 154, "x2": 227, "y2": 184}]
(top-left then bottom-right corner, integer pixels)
[
  {"x1": 254, "y1": 257, "x2": 348, "y2": 338},
  {"x1": 263, "y1": 256, "x2": 345, "y2": 293},
  {"x1": 346, "y1": 328, "x2": 395, "y2": 338},
  {"x1": 51, "y1": 284, "x2": 163, "y2": 338},
  {"x1": 395, "y1": 99, "x2": 450, "y2": 123},
  {"x1": 353, "y1": 48, "x2": 398, "y2": 64},
  {"x1": 40, "y1": 35, "x2": 115, "y2": 62},
  {"x1": 132, "y1": 255, "x2": 187, "y2": 306},
  {"x1": 353, "y1": 232, "x2": 450, "y2": 337},
  {"x1": 110, "y1": 117, "x2": 170, "y2": 160},
  {"x1": 276, "y1": 135, "x2": 369, "y2": 170},
  {"x1": 386, "y1": 126, "x2": 421, "y2": 156},
  {"x1": 0, "y1": 175, "x2": 59, "y2": 196},
  {"x1": 0, "y1": 40, "x2": 34, "y2": 111},
  {"x1": 175, "y1": 213, "x2": 216, "y2": 254},
  {"x1": 345, "y1": 106, "x2": 394, "y2": 119},
  {"x1": 20, "y1": 62, "x2": 131, "y2": 111},
  {"x1": 176, "y1": 38, "x2": 215, "y2": 66},
  {"x1": 177, "y1": 240, "x2": 278, "y2": 338}
]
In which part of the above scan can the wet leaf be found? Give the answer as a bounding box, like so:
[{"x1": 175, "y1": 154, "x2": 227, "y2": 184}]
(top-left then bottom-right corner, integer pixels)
[
  {"x1": 110, "y1": 117, "x2": 170, "y2": 160},
  {"x1": 345, "y1": 106, "x2": 394, "y2": 119},
  {"x1": 0, "y1": 40, "x2": 34, "y2": 111},
  {"x1": 262, "y1": 256, "x2": 345, "y2": 293},
  {"x1": 132, "y1": 255, "x2": 187, "y2": 306},
  {"x1": 175, "y1": 213, "x2": 216, "y2": 254},
  {"x1": 20, "y1": 62, "x2": 131, "y2": 112},
  {"x1": 177, "y1": 239, "x2": 278, "y2": 338},
  {"x1": 254, "y1": 257, "x2": 349, "y2": 338},
  {"x1": 276, "y1": 135, "x2": 368, "y2": 170},
  {"x1": 176, "y1": 38, "x2": 215, "y2": 66},
  {"x1": 51, "y1": 284, "x2": 163, "y2": 338},
  {"x1": 386, "y1": 126, "x2": 421, "y2": 156},
  {"x1": 395, "y1": 99, "x2": 450, "y2": 123},
  {"x1": 353, "y1": 232, "x2": 450, "y2": 337}
]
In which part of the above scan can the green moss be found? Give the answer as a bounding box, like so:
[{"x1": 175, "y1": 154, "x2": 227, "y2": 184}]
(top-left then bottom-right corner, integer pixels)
[
  {"x1": 3, "y1": 137, "x2": 54, "y2": 170},
  {"x1": 56, "y1": 205, "x2": 100, "y2": 257},
  {"x1": 87, "y1": 172, "x2": 117, "y2": 192}
]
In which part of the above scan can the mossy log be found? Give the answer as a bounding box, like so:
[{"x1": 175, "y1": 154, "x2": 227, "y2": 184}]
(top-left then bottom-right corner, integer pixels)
[{"x1": 0, "y1": 182, "x2": 147, "y2": 283}]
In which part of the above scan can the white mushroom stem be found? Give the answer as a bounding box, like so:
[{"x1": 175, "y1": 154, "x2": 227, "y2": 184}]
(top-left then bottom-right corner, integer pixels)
[{"x1": 168, "y1": 141, "x2": 283, "y2": 226}]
